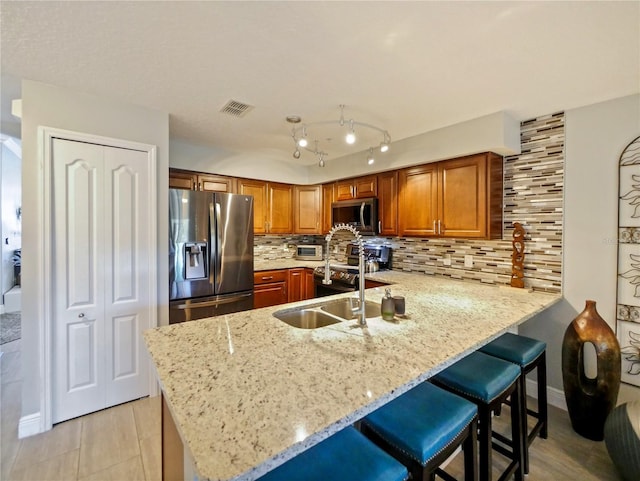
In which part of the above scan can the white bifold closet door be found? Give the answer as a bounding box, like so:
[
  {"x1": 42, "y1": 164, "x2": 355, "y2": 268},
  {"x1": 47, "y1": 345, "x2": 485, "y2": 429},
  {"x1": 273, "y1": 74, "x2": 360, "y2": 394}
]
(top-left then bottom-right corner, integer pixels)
[{"x1": 52, "y1": 138, "x2": 151, "y2": 423}]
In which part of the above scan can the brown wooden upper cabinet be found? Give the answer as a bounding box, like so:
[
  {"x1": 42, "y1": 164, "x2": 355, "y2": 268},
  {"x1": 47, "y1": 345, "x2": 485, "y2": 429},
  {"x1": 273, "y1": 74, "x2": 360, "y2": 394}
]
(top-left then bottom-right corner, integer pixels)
[
  {"x1": 398, "y1": 153, "x2": 503, "y2": 239},
  {"x1": 169, "y1": 169, "x2": 236, "y2": 192},
  {"x1": 335, "y1": 174, "x2": 377, "y2": 201},
  {"x1": 238, "y1": 179, "x2": 293, "y2": 234},
  {"x1": 377, "y1": 171, "x2": 398, "y2": 236},
  {"x1": 293, "y1": 185, "x2": 322, "y2": 234},
  {"x1": 322, "y1": 183, "x2": 335, "y2": 234}
]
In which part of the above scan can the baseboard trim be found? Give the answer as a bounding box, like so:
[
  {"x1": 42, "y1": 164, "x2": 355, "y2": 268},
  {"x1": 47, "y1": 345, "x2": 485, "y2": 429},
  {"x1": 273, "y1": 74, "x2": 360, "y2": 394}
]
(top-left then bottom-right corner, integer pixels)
[
  {"x1": 19, "y1": 412, "x2": 42, "y2": 439},
  {"x1": 526, "y1": 378, "x2": 567, "y2": 411}
]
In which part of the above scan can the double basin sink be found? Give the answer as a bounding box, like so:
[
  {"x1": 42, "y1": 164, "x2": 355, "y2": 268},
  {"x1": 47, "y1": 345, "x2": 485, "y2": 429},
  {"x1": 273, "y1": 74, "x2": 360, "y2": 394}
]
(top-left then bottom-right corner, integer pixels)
[{"x1": 273, "y1": 298, "x2": 380, "y2": 329}]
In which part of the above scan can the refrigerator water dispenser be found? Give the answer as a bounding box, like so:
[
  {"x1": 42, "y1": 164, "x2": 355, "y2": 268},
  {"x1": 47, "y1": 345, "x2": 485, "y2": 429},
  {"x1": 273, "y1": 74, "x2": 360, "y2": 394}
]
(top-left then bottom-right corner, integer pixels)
[{"x1": 185, "y1": 242, "x2": 208, "y2": 279}]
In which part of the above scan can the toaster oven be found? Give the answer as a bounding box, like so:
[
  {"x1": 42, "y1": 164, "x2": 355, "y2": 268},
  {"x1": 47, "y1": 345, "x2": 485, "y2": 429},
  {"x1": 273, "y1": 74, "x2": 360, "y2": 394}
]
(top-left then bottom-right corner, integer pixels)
[{"x1": 295, "y1": 244, "x2": 323, "y2": 260}]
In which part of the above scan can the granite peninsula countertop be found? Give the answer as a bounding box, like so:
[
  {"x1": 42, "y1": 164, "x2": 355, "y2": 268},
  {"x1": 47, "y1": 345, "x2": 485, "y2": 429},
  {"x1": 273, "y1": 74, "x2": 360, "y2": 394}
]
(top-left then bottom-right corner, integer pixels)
[{"x1": 144, "y1": 272, "x2": 560, "y2": 481}]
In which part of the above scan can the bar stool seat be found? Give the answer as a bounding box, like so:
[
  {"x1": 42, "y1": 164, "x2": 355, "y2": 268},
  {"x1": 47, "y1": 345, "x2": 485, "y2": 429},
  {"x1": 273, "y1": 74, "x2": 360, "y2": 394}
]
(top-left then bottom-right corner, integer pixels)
[
  {"x1": 259, "y1": 426, "x2": 409, "y2": 481},
  {"x1": 478, "y1": 333, "x2": 547, "y2": 473},
  {"x1": 361, "y1": 382, "x2": 478, "y2": 481},
  {"x1": 432, "y1": 351, "x2": 524, "y2": 481}
]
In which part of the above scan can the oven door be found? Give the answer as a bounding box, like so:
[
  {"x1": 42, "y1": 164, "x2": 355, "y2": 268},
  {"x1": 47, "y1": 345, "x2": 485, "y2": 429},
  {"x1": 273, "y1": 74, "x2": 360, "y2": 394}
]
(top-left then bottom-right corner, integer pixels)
[{"x1": 314, "y1": 278, "x2": 357, "y2": 297}]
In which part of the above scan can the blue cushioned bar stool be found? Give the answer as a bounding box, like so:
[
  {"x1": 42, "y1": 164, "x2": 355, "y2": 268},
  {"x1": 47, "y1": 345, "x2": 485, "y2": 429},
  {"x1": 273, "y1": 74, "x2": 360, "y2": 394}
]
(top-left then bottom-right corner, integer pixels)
[
  {"x1": 360, "y1": 382, "x2": 478, "y2": 481},
  {"x1": 259, "y1": 425, "x2": 408, "y2": 481},
  {"x1": 431, "y1": 351, "x2": 524, "y2": 481},
  {"x1": 478, "y1": 333, "x2": 547, "y2": 474}
]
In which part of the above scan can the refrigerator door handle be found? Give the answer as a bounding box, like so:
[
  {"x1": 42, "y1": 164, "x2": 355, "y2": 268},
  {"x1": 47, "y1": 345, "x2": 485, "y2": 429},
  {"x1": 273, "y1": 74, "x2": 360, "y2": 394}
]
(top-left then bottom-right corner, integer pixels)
[
  {"x1": 174, "y1": 292, "x2": 253, "y2": 310},
  {"x1": 215, "y1": 201, "x2": 223, "y2": 290}
]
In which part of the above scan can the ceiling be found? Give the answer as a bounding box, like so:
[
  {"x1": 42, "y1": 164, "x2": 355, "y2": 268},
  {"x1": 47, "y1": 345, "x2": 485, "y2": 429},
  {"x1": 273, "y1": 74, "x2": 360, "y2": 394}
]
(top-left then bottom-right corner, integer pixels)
[{"x1": 1, "y1": 1, "x2": 638, "y2": 166}]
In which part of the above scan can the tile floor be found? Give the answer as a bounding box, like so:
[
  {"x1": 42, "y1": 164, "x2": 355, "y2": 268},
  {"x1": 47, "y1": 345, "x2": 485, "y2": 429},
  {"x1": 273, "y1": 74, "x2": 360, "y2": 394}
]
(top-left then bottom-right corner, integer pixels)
[{"x1": 1, "y1": 339, "x2": 161, "y2": 480}]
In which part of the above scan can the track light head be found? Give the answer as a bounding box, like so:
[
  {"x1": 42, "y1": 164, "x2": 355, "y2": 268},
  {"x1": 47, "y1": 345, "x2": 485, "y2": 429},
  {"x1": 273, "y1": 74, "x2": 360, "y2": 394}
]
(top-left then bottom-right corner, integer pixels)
[
  {"x1": 345, "y1": 120, "x2": 356, "y2": 144},
  {"x1": 367, "y1": 148, "x2": 375, "y2": 165}
]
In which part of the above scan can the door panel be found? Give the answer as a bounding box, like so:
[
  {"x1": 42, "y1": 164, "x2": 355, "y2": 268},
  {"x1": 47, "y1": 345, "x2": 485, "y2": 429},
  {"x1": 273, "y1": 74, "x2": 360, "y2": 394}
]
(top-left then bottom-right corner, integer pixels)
[
  {"x1": 111, "y1": 165, "x2": 137, "y2": 301},
  {"x1": 67, "y1": 319, "x2": 97, "y2": 391},
  {"x1": 112, "y1": 314, "x2": 137, "y2": 379},
  {"x1": 104, "y1": 147, "x2": 150, "y2": 406},
  {"x1": 53, "y1": 139, "x2": 105, "y2": 423}
]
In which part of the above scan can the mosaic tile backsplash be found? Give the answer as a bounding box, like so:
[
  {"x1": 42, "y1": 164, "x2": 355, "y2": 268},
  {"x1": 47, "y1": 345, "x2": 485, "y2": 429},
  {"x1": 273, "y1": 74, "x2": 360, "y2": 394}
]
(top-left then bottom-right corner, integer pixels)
[{"x1": 254, "y1": 113, "x2": 565, "y2": 293}]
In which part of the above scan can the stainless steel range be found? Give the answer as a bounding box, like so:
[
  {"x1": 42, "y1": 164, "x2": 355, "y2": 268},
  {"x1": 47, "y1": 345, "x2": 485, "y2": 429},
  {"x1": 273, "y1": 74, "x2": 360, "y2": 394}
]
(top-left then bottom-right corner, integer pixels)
[{"x1": 313, "y1": 244, "x2": 391, "y2": 297}]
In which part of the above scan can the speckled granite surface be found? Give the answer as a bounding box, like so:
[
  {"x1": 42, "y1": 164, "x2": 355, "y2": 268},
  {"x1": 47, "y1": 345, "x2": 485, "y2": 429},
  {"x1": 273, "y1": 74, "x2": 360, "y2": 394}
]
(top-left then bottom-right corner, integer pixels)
[
  {"x1": 144, "y1": 271, "x2": 560, "y2": 481},
  {"x1": 254, "y1": 259, "x2": 324, "y2": 271}
]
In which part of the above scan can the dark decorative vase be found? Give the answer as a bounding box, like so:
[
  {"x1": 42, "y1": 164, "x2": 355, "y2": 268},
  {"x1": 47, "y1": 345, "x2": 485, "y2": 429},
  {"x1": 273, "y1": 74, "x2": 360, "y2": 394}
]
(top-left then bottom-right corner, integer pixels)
[{"x1": 562, "y1": 300, "x2": 621, "y2": 441}]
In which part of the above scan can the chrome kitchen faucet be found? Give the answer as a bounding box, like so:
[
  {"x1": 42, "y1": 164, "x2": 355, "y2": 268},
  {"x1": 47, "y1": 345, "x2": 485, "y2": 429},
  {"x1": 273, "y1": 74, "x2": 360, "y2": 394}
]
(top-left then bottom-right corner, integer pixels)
[{"x1": 324, "y1": 224, "x2": 367, "y2": 326}]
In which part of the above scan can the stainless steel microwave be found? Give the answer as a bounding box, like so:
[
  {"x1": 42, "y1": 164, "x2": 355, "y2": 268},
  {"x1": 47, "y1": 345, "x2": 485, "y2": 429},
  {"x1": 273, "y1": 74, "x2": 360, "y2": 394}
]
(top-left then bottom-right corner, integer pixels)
[{"x1": 331, "y1": 198, "x2": 378, "y2": 235}]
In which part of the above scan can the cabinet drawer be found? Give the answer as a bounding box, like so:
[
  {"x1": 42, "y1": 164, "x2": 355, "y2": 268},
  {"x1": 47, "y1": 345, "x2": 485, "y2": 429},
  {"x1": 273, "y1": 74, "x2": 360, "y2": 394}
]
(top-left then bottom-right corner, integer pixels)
[{"x1": 254, "y1": 270, "x2": 288, "y2": 284}]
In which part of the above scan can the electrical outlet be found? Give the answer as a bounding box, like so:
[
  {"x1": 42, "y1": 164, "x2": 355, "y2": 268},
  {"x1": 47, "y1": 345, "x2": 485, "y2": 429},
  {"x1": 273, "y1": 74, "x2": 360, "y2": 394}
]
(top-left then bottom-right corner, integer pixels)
[
  {"x1": 443, "y1": 254, "x2": 452, "y2": 266},
  {"x1": 464, "y1": 255, "x2": 473, "y2": 268}
]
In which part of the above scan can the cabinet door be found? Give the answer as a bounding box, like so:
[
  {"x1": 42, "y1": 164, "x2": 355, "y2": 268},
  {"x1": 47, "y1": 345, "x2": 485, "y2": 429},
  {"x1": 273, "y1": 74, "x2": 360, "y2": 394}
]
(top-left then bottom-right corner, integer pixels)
[
  {"x1": 304, "y1": 268, "x2": 316, "y2": 300},
  {"x1": 322, "y1": 183, "x2": 335, "y2": 233},
  {"x1": 169, "y1": 170, "x2": 197, "y2": 190},
  {"x1": 398, "y1": 164, "x2": 438, "y2": 236},
  {"x1": 198, "y1": 174, "x2": 236, "y2": 193},
  {"x1": 438, "y1": 155, "x2": 487, "y2": 238},
  {"x1": 377, "y1": 171, "x2": 398, "y2": 236},
  {"x1": 238, "y1": 179, "x2": 268, "y2": 234},
  {"x1": 254, "y1": 283, "x2": 288, "y2": 308},
  {"x1": 287, "y1": 268, "x2": 304, "y2": 302},
  {"x1": 354, "y1": 175, "x2": 377, "y2": 198},
  {"x1": 335, "y1": 180, "x2": 355, "y2": 201},
  {"x1": 293, "y1": 185, "x2": 321, "y2": 234},
  {"x1": 268, "y1": 182, "x2": 293, "y2": 234}
]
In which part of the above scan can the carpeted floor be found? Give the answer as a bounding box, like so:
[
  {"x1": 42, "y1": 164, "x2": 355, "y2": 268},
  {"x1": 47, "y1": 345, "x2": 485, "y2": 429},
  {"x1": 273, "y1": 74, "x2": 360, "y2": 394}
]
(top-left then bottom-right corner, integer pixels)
[{"x1": 0, "y1": 312, "x2": 21, "y2": 344}]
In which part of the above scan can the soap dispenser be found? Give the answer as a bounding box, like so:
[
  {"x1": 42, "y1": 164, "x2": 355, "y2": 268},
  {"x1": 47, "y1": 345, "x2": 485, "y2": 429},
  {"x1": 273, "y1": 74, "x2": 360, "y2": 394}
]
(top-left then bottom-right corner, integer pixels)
[{"x1": 381, "y1": 288, "x2": 395, "y2": 321}]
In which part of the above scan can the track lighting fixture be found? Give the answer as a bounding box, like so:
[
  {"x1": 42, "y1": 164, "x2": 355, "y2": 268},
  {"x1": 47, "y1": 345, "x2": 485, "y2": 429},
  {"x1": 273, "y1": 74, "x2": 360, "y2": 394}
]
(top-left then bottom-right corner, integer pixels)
[{"x1": 286, "y1": 104, "x2": 390, "y2": 167}]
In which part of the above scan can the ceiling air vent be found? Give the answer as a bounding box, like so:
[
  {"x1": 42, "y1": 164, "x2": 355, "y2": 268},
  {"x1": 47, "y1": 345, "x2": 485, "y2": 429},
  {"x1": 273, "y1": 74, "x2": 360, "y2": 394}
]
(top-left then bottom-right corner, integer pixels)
[{"x1": 220, "y1": 100, "x2": 254, "y2": 118}]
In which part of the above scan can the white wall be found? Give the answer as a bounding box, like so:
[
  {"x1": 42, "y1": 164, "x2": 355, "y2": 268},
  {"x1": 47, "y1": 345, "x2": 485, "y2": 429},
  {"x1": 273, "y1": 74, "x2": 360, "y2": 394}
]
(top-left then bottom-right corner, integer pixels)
[
  {"x1": 20, "y1": 80, "x2": 169, "y2": 420},
  {"x1": 0, "y1": 136, "x2": 21, "y2": 300},
  {"x1": 170, "y1": 111, "x2": 521, "y2": 185},
  {"x1": 520, "y1": 93, "x2": 640, "y2": 404}
]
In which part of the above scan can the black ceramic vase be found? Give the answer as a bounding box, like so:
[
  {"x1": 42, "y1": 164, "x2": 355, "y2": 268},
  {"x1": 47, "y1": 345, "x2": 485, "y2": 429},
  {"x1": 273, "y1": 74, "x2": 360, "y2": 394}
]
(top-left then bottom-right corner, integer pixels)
[{"x1": 562, "y1": 300, "x2": 621, "y2": 441}]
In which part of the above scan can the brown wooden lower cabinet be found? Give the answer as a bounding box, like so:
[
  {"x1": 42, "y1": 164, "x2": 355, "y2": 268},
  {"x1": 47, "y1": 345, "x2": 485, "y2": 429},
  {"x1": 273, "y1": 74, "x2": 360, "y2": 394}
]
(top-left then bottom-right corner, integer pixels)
[
  {"x1": 162, "y1": 395, "x2": 183, "y2": 481},
  {"x1": 255, "y1": 268, "x2": 317, "y2": 308},
  {"x1": 254, "y1": 270, "x2": 288, "y2": 308}
]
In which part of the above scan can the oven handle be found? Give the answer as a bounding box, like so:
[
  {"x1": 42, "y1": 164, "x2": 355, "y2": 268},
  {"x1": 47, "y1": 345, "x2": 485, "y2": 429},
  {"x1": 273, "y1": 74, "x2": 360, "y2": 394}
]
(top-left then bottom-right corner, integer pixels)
[{"x1": 314, "y1": 280, "x2": 357, "y2": 293}]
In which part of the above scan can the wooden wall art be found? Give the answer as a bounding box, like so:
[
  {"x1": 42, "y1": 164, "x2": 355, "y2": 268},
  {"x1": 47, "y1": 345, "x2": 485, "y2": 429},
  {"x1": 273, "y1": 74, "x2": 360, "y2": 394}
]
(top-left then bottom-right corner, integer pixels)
[{"x1": 511, "y1": 222, "x2": 525, "y2": 288}]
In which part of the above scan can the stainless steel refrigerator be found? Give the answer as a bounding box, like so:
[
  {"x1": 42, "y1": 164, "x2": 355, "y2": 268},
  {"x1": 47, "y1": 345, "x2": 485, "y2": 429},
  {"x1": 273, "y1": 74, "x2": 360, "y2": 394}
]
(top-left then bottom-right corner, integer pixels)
[{"x1": 169, "y1": 189, "x2": 254, "y2": 323}]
